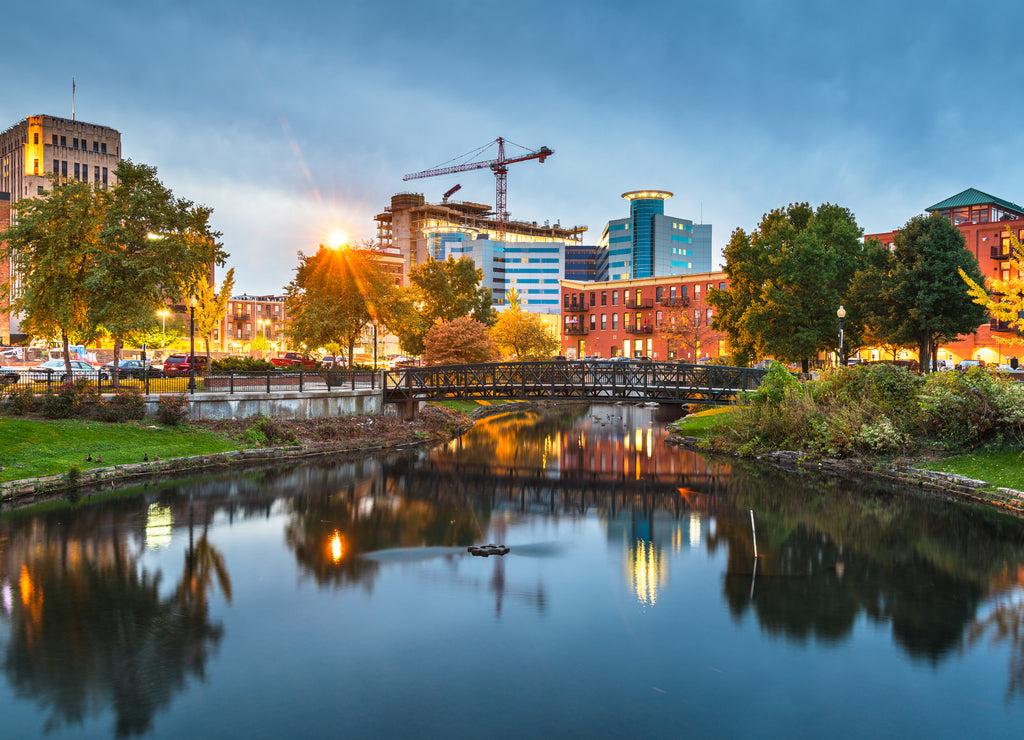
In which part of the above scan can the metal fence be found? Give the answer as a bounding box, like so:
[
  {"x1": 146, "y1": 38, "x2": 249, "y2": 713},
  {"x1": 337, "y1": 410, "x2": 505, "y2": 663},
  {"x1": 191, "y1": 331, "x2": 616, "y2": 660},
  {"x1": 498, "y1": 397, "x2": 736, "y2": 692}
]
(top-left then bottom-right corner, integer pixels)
[{"x1": 0, "y1": 369, "x2": 380, "y2": 395}]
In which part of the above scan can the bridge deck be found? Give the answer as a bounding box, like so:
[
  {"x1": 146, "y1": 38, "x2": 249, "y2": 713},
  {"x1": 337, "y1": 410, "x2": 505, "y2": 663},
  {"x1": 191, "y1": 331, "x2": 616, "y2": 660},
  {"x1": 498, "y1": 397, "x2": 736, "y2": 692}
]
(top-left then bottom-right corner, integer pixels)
[{"x1": 383, "y1": 360, "x2": 766, "y2": 406}]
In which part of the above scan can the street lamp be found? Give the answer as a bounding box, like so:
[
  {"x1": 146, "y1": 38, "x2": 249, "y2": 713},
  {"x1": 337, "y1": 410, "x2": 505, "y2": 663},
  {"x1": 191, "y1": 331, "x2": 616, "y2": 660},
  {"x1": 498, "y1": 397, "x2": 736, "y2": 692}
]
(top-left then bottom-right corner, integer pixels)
[
  {"x1": 188, "y1": 296, "x2": 198, "y2": 392},
  {"x1": 837, "y1": 305, "x2": 846, "y2": 366},
  {"x1": 372, "y1": 319, "x2": 379, "y2": 372},
  {"x1": 157, "y1": 309, "x2": 169, "y2": 348}
]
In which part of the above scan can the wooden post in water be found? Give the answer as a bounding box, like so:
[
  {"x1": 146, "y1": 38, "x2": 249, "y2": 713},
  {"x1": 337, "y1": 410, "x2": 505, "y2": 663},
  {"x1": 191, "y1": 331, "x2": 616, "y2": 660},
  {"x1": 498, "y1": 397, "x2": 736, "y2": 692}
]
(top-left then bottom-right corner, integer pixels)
[{"x1": 750, "y1": 509, "x2": 759, "y2": 559}]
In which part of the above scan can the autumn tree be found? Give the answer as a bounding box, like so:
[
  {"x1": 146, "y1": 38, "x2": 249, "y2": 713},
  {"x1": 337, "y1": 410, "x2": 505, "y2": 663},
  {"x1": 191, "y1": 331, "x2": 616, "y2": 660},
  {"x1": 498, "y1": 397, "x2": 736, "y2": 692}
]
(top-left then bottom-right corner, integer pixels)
[
  {"x1": 191, "y1": 268, "x2": 235, "y2": 361},
  {"x1": 0, "y1": 177, "x2": 105, "y2": 378},
  {"x1": 284, "y1": 244, "x2": 394, "y2": 366},
  {"x1": 423, "y1": 316, "x2": 499, "y2": 366},
  {"x1": 961, "y1": 226, "x2": 1024, "y2": 342},
  {"x1": 491, "y1": 287, "x2": 559, "y2": 360},
  {"x1": 708, "y1": 202, "x2": 870, "y2": 371},
  {"x1": 660, "y1": 302, "x2": 718, "y2": 362}
]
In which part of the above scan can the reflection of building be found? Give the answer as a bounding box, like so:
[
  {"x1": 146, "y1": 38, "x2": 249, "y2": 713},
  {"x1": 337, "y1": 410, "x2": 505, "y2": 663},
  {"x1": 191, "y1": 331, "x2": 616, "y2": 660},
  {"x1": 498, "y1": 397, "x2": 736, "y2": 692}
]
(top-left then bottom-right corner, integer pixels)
[
  {"x1": 560, "y1": 272, "x2": 728, "y2": 360},
  {"x1": 865, "y1": 188, "x2": 1024, "y2": 366},
  {"x1": 597, "y1": 190, "x2": 712, "y2": 281},
  {"x1": 1, "y1": 114, "x2": 123, "y2": 342}
]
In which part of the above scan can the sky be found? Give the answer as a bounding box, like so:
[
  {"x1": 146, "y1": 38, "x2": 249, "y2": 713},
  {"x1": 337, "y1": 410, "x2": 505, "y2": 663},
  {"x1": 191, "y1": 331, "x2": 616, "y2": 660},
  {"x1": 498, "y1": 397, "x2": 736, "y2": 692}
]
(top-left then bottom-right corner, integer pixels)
[{"x1": 5, "y1": 0, "x2": 1024, "y2": 296}]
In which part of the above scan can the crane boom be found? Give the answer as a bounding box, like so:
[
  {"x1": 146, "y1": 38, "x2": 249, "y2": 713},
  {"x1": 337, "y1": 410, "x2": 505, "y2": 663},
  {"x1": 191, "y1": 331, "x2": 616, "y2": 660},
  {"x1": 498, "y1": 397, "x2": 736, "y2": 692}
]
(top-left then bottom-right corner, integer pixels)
[{"x1": 402, "y1": 137, "x2": 553, "y2": 242}]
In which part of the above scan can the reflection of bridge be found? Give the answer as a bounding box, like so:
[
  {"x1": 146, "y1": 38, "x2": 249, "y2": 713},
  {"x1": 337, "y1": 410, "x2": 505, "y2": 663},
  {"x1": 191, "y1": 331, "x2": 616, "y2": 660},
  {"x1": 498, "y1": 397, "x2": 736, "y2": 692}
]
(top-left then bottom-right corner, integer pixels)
[
  {"x1": 383, "y1": 458, "x2": 728, "y2": 516},
  {"x1": 383, "y1": 360, "x2": 766, "y2": 418}
]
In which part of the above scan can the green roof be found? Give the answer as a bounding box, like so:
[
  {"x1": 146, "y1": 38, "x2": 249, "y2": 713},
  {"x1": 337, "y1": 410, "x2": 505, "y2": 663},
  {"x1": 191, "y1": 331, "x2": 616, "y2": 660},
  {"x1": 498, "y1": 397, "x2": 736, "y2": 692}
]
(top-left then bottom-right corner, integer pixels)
[{"x1": 926, "y1": 188, "x2": 1024, "y2": 215}]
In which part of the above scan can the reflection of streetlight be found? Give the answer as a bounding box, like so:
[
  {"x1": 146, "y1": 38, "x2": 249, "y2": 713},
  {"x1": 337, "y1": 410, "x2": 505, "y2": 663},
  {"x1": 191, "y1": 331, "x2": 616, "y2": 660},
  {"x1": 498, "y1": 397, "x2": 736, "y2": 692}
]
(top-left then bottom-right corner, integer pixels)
[
  {"x1": 329, "y1": 531, "x2": 344, "y2": 563},
  {"x1": 157, "y1": 309, "x2": 169, "y2": 347},
  {"x1": 837, "y1": 305, "x2": 846, "y2": 366},
  {"x1": 188, "y1": 296, "x2": 198, "y2": 393}
]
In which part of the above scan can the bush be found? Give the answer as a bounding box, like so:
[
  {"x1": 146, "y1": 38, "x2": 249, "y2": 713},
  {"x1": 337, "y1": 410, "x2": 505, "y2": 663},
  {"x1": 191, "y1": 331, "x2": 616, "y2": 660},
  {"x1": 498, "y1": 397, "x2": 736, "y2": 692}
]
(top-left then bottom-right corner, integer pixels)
[
  {"x1": 243, "y1": 414, "x2": 298, "y2": 446},
  {"x1": 917, "y1": 369, "x2": 1024, "y2": 448},
  {"x1": 97, "y1": 387, "x2": 146, "y2": 422},
  {"x1": 1, "y1": 384, "x2": 38, "y2": 415},
  {"x1": 211, "y1": 356, "x2": 276, "y2": 373},
  {"x1": 156, "y1": 394, "x2": 191, "y2": 425},
  {"x1": 41, "y1": 380, "x2": 100, "y2": 419}
]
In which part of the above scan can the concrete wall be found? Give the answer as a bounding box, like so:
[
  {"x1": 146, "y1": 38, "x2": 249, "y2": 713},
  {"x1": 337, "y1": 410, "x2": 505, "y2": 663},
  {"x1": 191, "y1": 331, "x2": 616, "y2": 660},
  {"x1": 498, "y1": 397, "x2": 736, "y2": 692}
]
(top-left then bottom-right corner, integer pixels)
[{"x1": 144, "y1": 389, "x2": 381, "y2": 420}]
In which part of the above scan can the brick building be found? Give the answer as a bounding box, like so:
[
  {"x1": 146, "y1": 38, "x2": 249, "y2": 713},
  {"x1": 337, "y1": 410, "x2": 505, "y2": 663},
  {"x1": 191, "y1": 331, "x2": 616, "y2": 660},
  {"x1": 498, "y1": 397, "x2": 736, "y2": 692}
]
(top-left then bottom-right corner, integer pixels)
[
  {"x1": 866, "y1": 188, "x2": 1024, "y2": 366},
  {"x1": 560, "y1": 272, "x2": 728, "y2": 361}
]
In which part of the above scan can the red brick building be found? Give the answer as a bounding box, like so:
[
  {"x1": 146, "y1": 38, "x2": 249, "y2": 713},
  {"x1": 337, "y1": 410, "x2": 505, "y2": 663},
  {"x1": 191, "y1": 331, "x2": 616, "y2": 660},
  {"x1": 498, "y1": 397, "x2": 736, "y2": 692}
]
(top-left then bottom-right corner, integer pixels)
[
  {"x1": 866, "y1": 188, "x2": 1024, "y2": 366},
  {"x1": 560, "y1": 272, "x2": 728, "y2": 361},
  {"x1": 0, "y1": 193, "x2": 10, "y2": 344}
]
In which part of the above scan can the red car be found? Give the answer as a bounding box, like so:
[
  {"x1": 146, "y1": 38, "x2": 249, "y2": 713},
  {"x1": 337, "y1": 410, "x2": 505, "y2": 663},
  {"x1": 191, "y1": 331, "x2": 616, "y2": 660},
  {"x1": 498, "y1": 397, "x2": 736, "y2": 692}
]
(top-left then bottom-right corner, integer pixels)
[{"x1": 162, "y1": 354, "x2": 209, "y2": 377}]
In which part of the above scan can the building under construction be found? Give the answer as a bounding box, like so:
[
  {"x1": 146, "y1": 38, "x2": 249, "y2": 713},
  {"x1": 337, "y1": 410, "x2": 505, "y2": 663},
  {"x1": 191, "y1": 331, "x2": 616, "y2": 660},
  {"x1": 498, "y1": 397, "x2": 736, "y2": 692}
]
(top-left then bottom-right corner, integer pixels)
[{"x1": 375, "y1": 192, "x2": 587, "y2": 281}]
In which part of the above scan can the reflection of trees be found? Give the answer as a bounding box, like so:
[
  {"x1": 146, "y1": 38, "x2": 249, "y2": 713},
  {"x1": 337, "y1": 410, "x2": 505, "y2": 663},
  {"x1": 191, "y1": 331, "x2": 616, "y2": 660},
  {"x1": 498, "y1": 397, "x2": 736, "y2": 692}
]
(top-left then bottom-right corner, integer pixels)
[{"x1": 3, "y1": 542, "x2": 227, "y2": 737}]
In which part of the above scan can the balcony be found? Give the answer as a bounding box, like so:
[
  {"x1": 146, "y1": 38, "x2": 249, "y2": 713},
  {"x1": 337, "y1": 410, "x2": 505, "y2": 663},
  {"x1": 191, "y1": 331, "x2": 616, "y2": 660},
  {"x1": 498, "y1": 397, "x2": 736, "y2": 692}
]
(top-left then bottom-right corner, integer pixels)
[
  {"x1": 563, "y1": 303, "x2": 589, "y2": 314},
  {"x1": 624, "y1": 325, "x2": 654, "y2": 335},
  {"x1": 233, "y1": 314, "x2": 251, "y2": 322},
  {"x1": 991, "y1": 246, "x2": 1013, "y2": 260},
  {"x1": 624, "y1": 298, "x2": 654, "y2": 309},
  {"x1": 564, "y1": 325, "x2": 588, "y2": 335},
  {"x1": 990, "y1": 319, "x2": 1017, "y2": 332},
  {"x1": 658, "y1": 297, "x2": 690, "y2": 308}
]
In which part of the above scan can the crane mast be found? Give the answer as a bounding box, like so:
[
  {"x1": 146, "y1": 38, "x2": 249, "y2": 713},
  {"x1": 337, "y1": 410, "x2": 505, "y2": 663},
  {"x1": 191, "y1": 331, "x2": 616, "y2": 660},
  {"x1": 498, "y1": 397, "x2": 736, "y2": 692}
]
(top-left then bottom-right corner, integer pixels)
[{"x1": 403, "y1": 137, "x2": 553, "y2": 243}]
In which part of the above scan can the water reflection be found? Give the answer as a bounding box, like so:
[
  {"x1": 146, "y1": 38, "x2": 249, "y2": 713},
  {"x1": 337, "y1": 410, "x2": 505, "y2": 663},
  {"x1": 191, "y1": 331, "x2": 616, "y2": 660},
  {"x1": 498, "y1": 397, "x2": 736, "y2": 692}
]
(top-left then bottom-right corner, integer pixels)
[{"x1": 1, "y1": 404, "x2": 1024, "y2": 735}]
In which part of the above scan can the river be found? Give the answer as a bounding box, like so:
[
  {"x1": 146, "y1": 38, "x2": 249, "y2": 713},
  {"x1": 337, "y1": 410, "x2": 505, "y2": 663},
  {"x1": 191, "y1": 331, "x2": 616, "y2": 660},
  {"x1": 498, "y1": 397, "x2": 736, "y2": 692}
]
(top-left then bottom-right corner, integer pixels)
[{"x1": 1, "y1": 403, "x2": 1023, "y2": 738}]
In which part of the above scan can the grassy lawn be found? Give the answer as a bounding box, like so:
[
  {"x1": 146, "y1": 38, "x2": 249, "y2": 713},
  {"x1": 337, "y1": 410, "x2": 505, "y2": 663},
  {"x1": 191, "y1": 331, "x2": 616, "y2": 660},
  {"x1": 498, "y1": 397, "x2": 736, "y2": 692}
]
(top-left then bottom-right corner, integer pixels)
[
  {"x1": 669, "y1": 406, "x2": 738, "y2": 437},
  {"x1": 920, "y1": 448, "x2": 1024, "y2": 491},
  {"x1": 0, "y1": 418, "x2": 251, "y2": 482},
  {"x1": 428, "y1": 399, "x2": 522, "y2": 414}
]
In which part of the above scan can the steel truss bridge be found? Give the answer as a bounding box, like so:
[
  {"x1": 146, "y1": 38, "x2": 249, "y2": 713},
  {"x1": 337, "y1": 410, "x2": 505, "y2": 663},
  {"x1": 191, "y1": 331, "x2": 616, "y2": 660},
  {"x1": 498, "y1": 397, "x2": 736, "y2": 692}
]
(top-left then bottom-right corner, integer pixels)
[{"x1": 382, "y1": 360, "x2": 766, "y2": 416}]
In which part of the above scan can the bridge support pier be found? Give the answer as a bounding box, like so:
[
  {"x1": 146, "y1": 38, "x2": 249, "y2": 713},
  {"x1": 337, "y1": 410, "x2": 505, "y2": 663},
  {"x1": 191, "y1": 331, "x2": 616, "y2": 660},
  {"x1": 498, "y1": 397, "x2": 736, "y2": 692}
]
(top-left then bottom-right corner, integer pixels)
[{"x1": 394, "y1": 399, "x2": 420, "y2": 422}]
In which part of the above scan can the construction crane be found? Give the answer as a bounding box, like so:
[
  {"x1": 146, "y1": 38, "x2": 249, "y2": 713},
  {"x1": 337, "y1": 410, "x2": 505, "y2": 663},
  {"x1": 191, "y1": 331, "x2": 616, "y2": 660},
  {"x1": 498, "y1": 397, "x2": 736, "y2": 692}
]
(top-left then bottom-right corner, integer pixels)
[{"x1": 403, "y1": 137, "x2": 553, "y2": 243}]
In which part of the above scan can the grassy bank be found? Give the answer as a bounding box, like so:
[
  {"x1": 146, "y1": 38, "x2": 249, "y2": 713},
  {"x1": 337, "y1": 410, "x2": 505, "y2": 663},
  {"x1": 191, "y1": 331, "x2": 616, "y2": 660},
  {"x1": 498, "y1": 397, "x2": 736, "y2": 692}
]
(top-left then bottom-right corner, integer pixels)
[
  {"x1": 0, "y1": 418, "x2": 250, "y2": 482},
  {"x1": 919, "y1": 449, "x2": 1024, "y2": 491}
]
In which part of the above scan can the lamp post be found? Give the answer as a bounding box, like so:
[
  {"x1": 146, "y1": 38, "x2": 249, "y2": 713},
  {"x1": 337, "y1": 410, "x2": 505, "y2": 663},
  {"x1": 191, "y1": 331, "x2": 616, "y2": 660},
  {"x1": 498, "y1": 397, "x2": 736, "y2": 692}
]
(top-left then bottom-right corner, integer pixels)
[
  {"x1": 837, "y1": 305, "x2": 846, "y2": 366},
  {"x1": 188, "y1": 296, "x2": 197, "y2": 393},
  {"x1": 372, "y1": 320, "x2": 379, "y2": 372},
  {"x1": 157, "y1": 309, "x2": 169, "y2": 348}
]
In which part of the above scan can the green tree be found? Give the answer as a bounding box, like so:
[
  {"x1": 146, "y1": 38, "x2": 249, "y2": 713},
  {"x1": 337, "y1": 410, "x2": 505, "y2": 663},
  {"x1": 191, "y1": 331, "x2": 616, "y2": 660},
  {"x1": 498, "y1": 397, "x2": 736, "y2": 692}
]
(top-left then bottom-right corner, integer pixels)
[
  {"x1": 284, "y1": 245, "x2": 394, "y2": 366},
  {"x1": 879, "y1": 213, "x2": 987, "y2": 372},
  {"x1": 0, "y1": 177, "x2": 104, "y2": 378},
  {"x1": 423, "y1": 316, "x2": 499, "y2": 366},
  {"x1": 395, "y1": 256, "x2": 497, "y2": 355},
  {"x1": 87, "y1": 160, "x2": 226, "y2": 378},
  {"x1": 960, "y1": 226, "x2": 1024, "y2": 343},
  {"x1": 491, "y1": 287, "x2": 559, "y2": 360},
  {"x1": 708, "y1": 203, "x2": 869, "y2": 371}
]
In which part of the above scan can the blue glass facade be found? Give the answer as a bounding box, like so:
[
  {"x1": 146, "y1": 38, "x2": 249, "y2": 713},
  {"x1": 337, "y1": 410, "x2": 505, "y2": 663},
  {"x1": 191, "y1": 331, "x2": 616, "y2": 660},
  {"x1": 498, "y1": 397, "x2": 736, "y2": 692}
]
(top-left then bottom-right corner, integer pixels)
[{"x1": 629, "y1": 195, "x2": 666, "y2": 279}]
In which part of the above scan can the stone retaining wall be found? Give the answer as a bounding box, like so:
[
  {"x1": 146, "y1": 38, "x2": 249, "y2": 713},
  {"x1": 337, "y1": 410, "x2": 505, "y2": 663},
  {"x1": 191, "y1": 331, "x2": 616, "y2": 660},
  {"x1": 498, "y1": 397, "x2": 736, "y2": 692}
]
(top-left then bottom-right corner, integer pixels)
[{"x1": 144, "y1": 388, "x2": 381, "y2": 420}]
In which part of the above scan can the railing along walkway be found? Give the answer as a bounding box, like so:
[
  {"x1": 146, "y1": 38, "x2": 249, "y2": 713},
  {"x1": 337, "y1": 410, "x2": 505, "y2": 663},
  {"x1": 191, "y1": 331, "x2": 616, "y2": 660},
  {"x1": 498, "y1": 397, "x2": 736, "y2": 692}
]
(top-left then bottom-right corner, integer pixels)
[{"x1": 383, "y1": 360, "x2": 766, "y2": 406}]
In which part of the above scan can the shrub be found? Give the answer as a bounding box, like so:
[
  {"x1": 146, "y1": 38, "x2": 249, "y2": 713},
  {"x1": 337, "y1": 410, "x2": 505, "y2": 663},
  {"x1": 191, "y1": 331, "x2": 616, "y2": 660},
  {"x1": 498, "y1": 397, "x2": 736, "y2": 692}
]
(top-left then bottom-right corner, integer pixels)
[
  {"x1": 156, "y1": 394, "x2": 191, "y2": 425},
  {"x1": 97, "y1": 387, "x2": 146, "y2": 422},
  {"x1": 423, "y1": 317, "x2": 499, "y2": 366},
  {"x1": 41, "y1": 380, "x2": 100, "y2": 419},
  {"x1": 917, "y1": 369, "x2": 1024, "y2": 448},
  {"x1": 1, "y1": 384, "x2": 37, "y2": 415},
  {"x1": 243, "y1": 414, "x2": 297, "y2": 446},
  {"x1": 211, "y1": 356, "x2": 276, "y2": 373},
  {"x1": 749, "y1": 361, "x2": 800, "y2": 407}
]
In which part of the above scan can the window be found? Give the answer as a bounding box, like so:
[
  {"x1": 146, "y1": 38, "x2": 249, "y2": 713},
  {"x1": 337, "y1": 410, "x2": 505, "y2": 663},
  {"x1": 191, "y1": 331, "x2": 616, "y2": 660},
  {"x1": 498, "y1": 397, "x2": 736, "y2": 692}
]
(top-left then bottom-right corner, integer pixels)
[
  {"x1": 102, "y1": 167, "x2": 108, "y2": 186},
  {"x1": 612, "y1": 291, "x2": 618, "y2": 306},
  {"x1": 101, "y1": 143, "x2": 107, "y2": 154},
  {"x1": 53, "y1": 159, "x2": 59, "y2": 174},
  {"x1": 681, "y1": 285, "x2": 688, "y2": 298},
  {"x1": 590, "y1": 314, "x2": 596, "y2": 330},
  {"x1": 669, "y1": 286, "x2": 676, "y2": 300},
  {"x1": 694, "y1": 284, "x2": 701, "y2": 297},
  {"x1": 612, "y1": 314, "x2": 619, "y2": 329},
  {"x1": 33, "y1": 133, "x2": 39, "y2": 144},
  {"x1": 51, "y1": 134, "x2": 58, "y2": 146},
  {"x1": 624, "y1": 313, "x2": 631, "y2": 329},
  {"x1": 590, "y1": 292, "x2": 596, "y2": 307},
  {"x1": 33, "y1": 159, "x2": 39, "y2": 174},
  {"x1": 93, "y1": 141, "x2": 99, "y2": 152},
  {"x1": 601, "y1": 314, "x2": 607, "y2": 330},
  {"x1": 74, "y1": 163, "x2": 80, "y2": 180},
  {"x1": 601, "y1": 291, "x2": 607, "y2": 306},
  {"x1": 656, "y1": 287, "x2": 663, "y2": 301},
  {"x1": 94, "y1": 165, "x2": 99, "y2": 182},
  {"x1": 656, "y1": 310, "x2": 663, "y2": 326},
  {"x1": 719, "y1": 282, "x2": 726, "y2": 290},
  {"x1": 564, "y1": 294, "x2": 571, "y2": 309},
  {"x1": 707, "y1": 308, "x2": 713, "y2": 322},
  {"x1": 73, "y1": 138, "x2": 78, "y2": 149},
  {"x1": 635, "y1": 290, "x2": 642, "y2": 305},
  {"x1": 60, "y1": 136, "x2": 66, "y2": 147},
  {"x1": 62, "y1": 161, "x2": 67, "y2": 179}
]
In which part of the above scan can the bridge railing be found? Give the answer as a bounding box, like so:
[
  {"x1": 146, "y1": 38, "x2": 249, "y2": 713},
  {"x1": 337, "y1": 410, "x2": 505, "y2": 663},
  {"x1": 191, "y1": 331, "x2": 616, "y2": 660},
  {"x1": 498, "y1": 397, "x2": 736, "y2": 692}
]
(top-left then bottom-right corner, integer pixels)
[{"x1": 383, "y1": 360, "x2": 766, "y2": 405}]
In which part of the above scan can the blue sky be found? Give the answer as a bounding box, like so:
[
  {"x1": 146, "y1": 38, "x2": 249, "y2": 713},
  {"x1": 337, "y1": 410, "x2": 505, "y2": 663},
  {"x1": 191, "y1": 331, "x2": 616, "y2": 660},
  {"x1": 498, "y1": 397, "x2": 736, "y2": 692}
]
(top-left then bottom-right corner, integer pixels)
[{"x1": 4, "y1": 0, "x2": 1022, "y2": 295}]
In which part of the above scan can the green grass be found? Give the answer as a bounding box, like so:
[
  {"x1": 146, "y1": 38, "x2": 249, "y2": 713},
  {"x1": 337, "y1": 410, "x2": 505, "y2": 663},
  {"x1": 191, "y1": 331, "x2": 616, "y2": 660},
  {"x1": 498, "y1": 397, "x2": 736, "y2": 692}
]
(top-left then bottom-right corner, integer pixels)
[
  {"x1": 669, "y1": 406, "x2": 738, "y2": 437},
  {"x1": 428, "y1": 399, "x2": 521, "y2": 413},
  {"x1": 920, "y1": 448, "x2": 1024, "y2": 491},
  {"x1": 0, "y1": 418, "x2": 251, "y2": 482}
]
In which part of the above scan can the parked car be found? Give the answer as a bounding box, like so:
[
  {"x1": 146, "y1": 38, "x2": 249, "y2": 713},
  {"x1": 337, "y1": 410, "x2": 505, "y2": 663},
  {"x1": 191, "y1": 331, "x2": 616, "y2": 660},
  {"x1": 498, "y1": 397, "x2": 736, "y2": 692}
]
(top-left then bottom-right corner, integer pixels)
[
  {"x1": 102, "y1": 359, "x2": 164, "y2": 379},
  {"x1": 270, "y1": 352, "x2": 317, "y2": 369},
  {"x1": 28, "y1": 359, "x2": 108, "y2": 383},
  {"x1": 0, "y1": 364, "x2": 19, "y2": 385},
  {"x1": 162, "y1": 354, "x2": 209, "y2": 377},
  {"x1": 956, "y1": 359, "x2": 982, "y2": 371}
]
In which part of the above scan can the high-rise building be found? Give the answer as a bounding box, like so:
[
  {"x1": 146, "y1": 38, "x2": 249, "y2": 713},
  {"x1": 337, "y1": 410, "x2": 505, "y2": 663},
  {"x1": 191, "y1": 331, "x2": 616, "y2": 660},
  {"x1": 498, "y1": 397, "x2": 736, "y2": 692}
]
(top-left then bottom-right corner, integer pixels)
[
  {"x1": 597, "y1": 190, "x2": 711, "y2": 281},
  {"x1": 0, "y1": 115, "x2": 123, "y2": 342}
]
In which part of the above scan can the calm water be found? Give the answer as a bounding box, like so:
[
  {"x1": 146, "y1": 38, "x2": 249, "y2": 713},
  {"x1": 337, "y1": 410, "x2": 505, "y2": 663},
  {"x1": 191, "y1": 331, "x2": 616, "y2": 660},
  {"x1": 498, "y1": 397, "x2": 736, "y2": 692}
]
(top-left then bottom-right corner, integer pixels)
[{"x1": 2, "y1": 404, "x2": 1024, "y2": 738}]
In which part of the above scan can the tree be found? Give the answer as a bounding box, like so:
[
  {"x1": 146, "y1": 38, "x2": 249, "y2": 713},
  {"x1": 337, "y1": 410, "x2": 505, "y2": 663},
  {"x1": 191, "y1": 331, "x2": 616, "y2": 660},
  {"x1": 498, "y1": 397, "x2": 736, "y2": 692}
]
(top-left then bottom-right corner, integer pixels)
[
  {"x1": 708, "y1": 203, "x2": 869, "y2": 371},
  {"x1": 0, "y1": 177, "x2": 104, "y2": 378},
  {"x1": 284, "y1": 244, "x2": 394, "y2": 366},
  {"x1": 192, "y1": 268, "x2": 235, "y2": 360},
  {"x1": 659, "y1": 302, "x2": 718, "y2": 361},
  {"x1": 961, "y1": 226, "x2": 1024, "y2": 342},
  {"x1": 87, "y1": 160, "x2": 226, "y2": 377},
  {"x1": 878, "y1": 213, "x2": 987, "y2": 372},
  {"x1": 395, "y1": 256, "x2": 497, "y2": 355},
  {"x1": 423, "y1": 316, "x2": 499, "y2": 366},
  {"x1": 491, "y1": 287, "x2": 559, "y2": 360}
]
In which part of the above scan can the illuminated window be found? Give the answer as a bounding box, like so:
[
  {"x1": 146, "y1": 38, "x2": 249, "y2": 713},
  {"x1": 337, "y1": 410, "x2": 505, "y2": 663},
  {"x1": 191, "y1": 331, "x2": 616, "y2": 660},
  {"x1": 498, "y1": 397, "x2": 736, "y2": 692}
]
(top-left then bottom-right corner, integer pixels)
[{"x1": 33, "y1": 133, "x2": 39, "y2": 144}]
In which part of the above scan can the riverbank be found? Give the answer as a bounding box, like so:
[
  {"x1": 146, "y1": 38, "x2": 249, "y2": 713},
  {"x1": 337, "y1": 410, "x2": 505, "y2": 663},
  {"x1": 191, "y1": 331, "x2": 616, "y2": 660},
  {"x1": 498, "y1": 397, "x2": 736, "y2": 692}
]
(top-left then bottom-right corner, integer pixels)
[
  {"x1": 0, "y1": 405, "x2": 475, "y2": 504},
  {"x1": 668, "y1": 408, "x2": 1024, "y2": 514}
]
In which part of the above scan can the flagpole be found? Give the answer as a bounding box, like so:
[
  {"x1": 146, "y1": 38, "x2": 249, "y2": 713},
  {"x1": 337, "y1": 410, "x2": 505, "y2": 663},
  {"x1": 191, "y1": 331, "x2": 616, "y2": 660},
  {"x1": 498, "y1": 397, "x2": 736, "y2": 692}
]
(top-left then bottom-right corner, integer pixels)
[{"x1": 72, "y1": 78, "x2": 76, "y2": 121}]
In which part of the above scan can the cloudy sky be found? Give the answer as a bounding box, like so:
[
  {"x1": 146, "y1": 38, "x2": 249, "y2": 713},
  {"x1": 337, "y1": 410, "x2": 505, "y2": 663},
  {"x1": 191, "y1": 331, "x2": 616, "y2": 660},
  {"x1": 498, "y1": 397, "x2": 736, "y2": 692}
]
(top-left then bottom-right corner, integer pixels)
[{"x1": 4, "y1": 0, "x2": 1021, "y2": 295}]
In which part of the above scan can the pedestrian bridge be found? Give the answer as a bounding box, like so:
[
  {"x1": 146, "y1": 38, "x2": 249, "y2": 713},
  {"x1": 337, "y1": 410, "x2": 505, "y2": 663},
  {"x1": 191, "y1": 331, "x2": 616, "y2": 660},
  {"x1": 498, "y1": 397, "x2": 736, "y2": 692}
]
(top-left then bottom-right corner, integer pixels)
[{"x1": 382, "y1": 360, "x2": 766, "y2": 417}]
